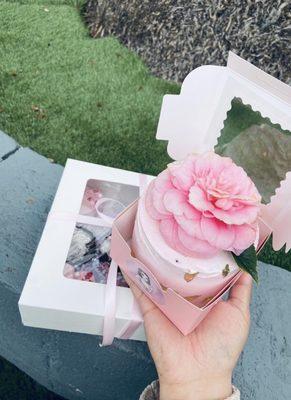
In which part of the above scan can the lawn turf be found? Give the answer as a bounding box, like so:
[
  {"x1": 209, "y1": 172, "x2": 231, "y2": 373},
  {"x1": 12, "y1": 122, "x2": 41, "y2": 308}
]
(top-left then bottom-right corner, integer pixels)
[{"x1": 0, "y1": 1, "x2": 179, "y2": 176}]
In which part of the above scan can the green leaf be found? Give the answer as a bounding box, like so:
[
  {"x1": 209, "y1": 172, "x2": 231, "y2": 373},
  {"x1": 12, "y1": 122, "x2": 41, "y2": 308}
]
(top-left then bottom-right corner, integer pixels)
[{"x1": 232, "y1": 245, "x2": 258, "y2": 283}]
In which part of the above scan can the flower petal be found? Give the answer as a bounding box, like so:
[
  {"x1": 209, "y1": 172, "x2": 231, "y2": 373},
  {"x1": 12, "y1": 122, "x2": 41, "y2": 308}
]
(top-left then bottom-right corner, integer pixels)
[
  {"x1": 231, "y1": 223, "x2": 258, "y2": 252},
  {"x1": 159, "y1": 218, "x2": 178, "y2": 249},
  {"x1": 175, "y1": 214, "x2": 204, "y2": 240},
  {"x1": 214, "y1": 198, "x2": 234, "y2": 210},
  {"x1": 168, "y1": 156, "x2": 195, "y2": 191},
  {"x1": 182, "y1": 201, "x2": 201, "y2": 219},
  {"x1": 154, "y1": 169, "x2": 173, "y2": 193},
  {"x1": 145, "y1": 183, "x2": 166, "y2": 220},
  {"x1": 189, "y1": 185, "x2": 214, "y2": 212},
  {"x1": 174, "y1": 202, "x2": 203, "y2": 237},
  {"x1": 200, "y1": 216, "x2": 235, "y2": 250},
  {"x1": 163, "y1": 189, "x2": 187, "y2": 216},
  {"x1": 159, "y1": 219, "x2": 188, "y2": 256},
  {"x1": 151, "y1": 186, "x2": 171, "y2": 216},
  {"x1": 212, "y1": 204, "x2": 259, "y2": 225},
  {"x1": 194, "y1": 152, "x2": 231, "y2": 177},
  {"x1": 177, "y1": 226, "x2": 219, "y2": 257}
]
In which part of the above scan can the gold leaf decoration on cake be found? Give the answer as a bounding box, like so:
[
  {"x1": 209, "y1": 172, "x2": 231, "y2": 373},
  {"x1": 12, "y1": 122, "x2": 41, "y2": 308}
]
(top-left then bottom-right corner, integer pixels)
[
  {"x1": 184, "y1": 272, "x2": 199, "y2": 282},
  {"x1": 222, "y1": 264, "x2": 230, "y2": 277},
  {"x1": 202, "y1": 296, "x2": 214, "y2": 307},
  {"x1": 161, "y1": 283, "x2": 168, "y2": 292},
  {"x1": 185, "y1": 295, "x2": 200, "y2": 304}
]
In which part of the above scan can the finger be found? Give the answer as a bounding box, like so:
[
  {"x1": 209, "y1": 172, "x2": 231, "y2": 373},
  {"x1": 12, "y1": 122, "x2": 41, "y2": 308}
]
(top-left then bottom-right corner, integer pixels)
[
  {"x1": 123, "y1": 273, "x2": 178, "y2": 348},
  {"x1": 123, "y1": 272, "x2": 157, "y2": 317},
  {"x1": 228, "y1": 272, "x2": 253, "y2": 311}
]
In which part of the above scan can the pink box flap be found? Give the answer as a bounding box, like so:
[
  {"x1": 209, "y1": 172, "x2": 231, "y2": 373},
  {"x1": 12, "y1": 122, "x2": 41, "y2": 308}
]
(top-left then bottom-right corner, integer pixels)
[
  {"x1": 156, "y1": 52, "x2": 291, "y2": 254},
  {"x1": 111, "y1": 201, "x2": 243, "y2": 335}
]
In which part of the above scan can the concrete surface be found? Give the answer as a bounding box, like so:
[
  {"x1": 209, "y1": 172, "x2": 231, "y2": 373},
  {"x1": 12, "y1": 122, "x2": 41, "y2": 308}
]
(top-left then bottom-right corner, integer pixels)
[{"x1": 0, "y1": 130, "x2": 290, "y2": 399}]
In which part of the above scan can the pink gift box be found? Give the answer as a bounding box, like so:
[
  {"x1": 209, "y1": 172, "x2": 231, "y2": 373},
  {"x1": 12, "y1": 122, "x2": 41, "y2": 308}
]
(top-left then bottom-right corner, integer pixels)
[
  {"x1": 111, "y1": 51, "x2": 291, "y2": 335},
  {"x1": 111, "y1": 201, "x2": 243, "y2": 335}
]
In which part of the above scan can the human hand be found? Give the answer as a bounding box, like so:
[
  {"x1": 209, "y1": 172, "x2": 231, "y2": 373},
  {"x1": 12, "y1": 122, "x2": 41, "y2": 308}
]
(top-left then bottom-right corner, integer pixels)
[{"x1": 126, "y1": 272, "x2": 252, "y2": 400}]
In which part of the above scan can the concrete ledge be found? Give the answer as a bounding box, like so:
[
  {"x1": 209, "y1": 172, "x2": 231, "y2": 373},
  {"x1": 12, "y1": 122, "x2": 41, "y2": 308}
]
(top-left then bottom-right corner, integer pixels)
[{"x1": 0, "y1": 130, "x2": 290, "y2": 399}]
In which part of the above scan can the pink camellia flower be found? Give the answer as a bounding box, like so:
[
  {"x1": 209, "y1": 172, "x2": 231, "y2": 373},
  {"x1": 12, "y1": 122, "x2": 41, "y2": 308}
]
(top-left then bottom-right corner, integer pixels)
[{"x1": 145, "y1": 152, "x2": 261, "y2": 257}]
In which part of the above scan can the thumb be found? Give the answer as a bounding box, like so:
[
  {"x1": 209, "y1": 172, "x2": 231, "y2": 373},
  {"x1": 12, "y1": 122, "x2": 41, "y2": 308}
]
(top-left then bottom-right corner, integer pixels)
[{"x1": 228, "y1": 272, "x2": 253, "y2": 312}]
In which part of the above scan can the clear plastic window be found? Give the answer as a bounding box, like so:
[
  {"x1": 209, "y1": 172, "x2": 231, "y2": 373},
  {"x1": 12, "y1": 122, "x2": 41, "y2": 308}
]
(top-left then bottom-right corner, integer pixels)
[
  {"x1": 63, "y1": 179, "x2": 139, "y2": 286},
  {"x1": 216, "y1": 98, "x2": 291, "y2": 204},
  {"x1": 217, "y1": 98, "x2": 291, "y2": 269}
]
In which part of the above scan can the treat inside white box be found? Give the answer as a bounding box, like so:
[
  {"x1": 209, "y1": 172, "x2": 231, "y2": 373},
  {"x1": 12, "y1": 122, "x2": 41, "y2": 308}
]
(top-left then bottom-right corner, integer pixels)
[{"x1": 19, "y1": 159, "x2": 154, "y2": 341}]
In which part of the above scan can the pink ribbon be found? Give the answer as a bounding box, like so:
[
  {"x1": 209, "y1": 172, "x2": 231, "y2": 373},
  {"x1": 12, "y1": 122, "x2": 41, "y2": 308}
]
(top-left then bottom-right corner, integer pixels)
[
  {"x1": 100, "y1": 174, "x2": 147, "y2": 346},
  {"x1": 100, "y1": 257, "x2": 143, "y2": 346},
  {"x1": 100, "y1": 259, "x2": 119, "y2": 346}
]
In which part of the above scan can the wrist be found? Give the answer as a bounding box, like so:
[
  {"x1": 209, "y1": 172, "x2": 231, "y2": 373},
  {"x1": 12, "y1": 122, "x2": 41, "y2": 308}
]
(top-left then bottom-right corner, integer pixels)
[{"x1": 159, "y1": 375, "x2": 233, "y2": 400}]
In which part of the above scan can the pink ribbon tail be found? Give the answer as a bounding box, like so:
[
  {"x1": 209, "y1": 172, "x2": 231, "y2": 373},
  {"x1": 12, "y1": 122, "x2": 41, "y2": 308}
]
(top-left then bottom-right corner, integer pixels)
[
  {"x1": 100, "y1": 260, "x2": 118, "y2": 346},
  {"x1": 101, "y1": 174, "x2": 147, "y2": 345},
  {"x1": 100, "y1": 260, "x2": 143, "y2": 346},
  {"x1": 116, "y1": 296, "x2": 143, "y2": 340}
]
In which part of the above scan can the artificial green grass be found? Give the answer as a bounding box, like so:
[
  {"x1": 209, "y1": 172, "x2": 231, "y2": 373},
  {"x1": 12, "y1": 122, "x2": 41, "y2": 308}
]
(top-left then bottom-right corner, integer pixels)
[{"x1": 0, "y1": 1, "x2": 178, "y2": 176}]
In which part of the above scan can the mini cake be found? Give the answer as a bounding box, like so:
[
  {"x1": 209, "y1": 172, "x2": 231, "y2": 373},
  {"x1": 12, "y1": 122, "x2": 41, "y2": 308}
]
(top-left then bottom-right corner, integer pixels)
[{"x1": 132, "y1": 152, "x2": 261, "y2": 298}]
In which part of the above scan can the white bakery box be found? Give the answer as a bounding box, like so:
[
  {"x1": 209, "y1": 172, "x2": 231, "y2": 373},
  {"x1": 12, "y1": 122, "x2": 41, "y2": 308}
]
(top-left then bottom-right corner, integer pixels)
[{"x1": 19, "y1": 159, "x2": 154, "y2": 341}]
